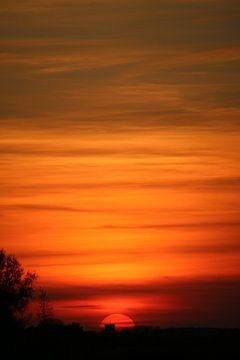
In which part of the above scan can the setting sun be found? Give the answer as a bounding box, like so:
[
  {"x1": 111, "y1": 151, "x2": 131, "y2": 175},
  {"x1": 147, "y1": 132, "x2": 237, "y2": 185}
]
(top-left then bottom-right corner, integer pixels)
[{"x1": 100, "y1": 314, "x2": 135, "y2": 331}]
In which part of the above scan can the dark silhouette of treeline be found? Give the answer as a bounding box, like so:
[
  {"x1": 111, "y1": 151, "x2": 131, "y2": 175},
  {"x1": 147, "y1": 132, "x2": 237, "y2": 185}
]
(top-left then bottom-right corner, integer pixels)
[{"x1": 1, "y1": 324, "x2": 240, "y2": 359}]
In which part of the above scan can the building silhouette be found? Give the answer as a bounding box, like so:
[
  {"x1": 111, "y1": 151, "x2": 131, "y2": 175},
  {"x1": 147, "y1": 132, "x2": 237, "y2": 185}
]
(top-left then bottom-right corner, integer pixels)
[{"x1": 104, "y1": 323, "x2": 115, "y2": 333}]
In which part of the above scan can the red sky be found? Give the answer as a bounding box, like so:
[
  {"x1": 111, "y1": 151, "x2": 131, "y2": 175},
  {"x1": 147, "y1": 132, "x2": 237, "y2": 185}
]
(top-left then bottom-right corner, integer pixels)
[{"x1": 1, "y1": 0, "x2": 240, "y2": 329}]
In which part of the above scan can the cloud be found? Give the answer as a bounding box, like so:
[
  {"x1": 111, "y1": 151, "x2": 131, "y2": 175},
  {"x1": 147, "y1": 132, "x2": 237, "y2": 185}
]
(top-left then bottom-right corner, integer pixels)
[
  {"x1": 0, "y1": 0, "x2": 239, "y2": 129},
  {"x1": 41, "y1": 276, "x2": 240, "y2": 303},
  {"x1": 62, "y1": 304, "x2": 100, "y2": 309},
  {"x1": 0, "y1": 141, "x2": 217, "y2": 157},
  {"x1": 1, "y1": 177, "x2": 240, "y2": 199},
  {"x1": 17, "y1": 238, "x2": 240, "y2": 269},
  {"x1": 0, "y1": 204, "x2": 98, "y2": 213}
]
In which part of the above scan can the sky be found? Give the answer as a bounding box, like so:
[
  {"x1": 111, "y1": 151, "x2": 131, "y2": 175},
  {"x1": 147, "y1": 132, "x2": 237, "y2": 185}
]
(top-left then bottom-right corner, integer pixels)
[{"x1": 1, "y1": 0, "x2": 240, "y2": 329}]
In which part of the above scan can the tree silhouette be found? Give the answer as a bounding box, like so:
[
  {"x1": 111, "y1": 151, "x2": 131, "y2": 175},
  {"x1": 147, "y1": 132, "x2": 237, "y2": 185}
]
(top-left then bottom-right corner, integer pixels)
[
  {"x1": 38, "y1": 286, "x2": 53, "y2": 325},
  {"x1": 0, "y1": 249, "x2": 36, "y2": 329},
  {"x1": 37, "y1": 286, "x2": 64, "y2": 328}
]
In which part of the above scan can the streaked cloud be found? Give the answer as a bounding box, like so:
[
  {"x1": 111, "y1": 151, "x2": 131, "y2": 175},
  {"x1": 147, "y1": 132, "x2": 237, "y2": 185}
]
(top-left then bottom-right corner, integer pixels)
[
  {"x1": 0, "y1": 0, "x2": 239, "y2": 129},
  {"x1": 0, "y1": 204, "x2": 98, "y2": 213}
]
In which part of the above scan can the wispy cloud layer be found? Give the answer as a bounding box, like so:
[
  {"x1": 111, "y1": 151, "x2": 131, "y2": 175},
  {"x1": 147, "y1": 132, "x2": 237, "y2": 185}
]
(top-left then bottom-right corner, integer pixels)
[{"x1": 0, "y1": 0, "x2": 239, "y2": 129}]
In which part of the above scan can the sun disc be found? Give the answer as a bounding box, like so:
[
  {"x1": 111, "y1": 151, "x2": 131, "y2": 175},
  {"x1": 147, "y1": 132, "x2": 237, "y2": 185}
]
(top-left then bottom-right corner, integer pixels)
[{"x1": 100, "y1": 313, "x2": 135, "y2": 331}]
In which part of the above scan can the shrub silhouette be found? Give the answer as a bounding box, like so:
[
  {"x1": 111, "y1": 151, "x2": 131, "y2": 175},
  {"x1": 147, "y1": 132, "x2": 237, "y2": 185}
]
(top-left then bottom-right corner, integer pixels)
[
  {"x1": 0, "y1": 249, "x2": 36, "y2": 329},
  {"x1": 37, "y1": 286, "x2": 64, "y2": 328},
  {"x1": 38, "y1": 286, "x2": 54, "y2": 325}
]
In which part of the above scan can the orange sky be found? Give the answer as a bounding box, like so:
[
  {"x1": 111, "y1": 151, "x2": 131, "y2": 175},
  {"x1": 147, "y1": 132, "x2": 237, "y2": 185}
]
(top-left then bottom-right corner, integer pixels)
[{"x1": 1, "y1": 0, "x2": 240, "y2": 329}]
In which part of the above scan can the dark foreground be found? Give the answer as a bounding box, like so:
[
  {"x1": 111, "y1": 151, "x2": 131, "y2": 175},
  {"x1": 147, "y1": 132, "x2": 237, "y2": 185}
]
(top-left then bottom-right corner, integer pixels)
[{"x1": 2, "y1": 327, "x2": 240, "y2": 359}]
